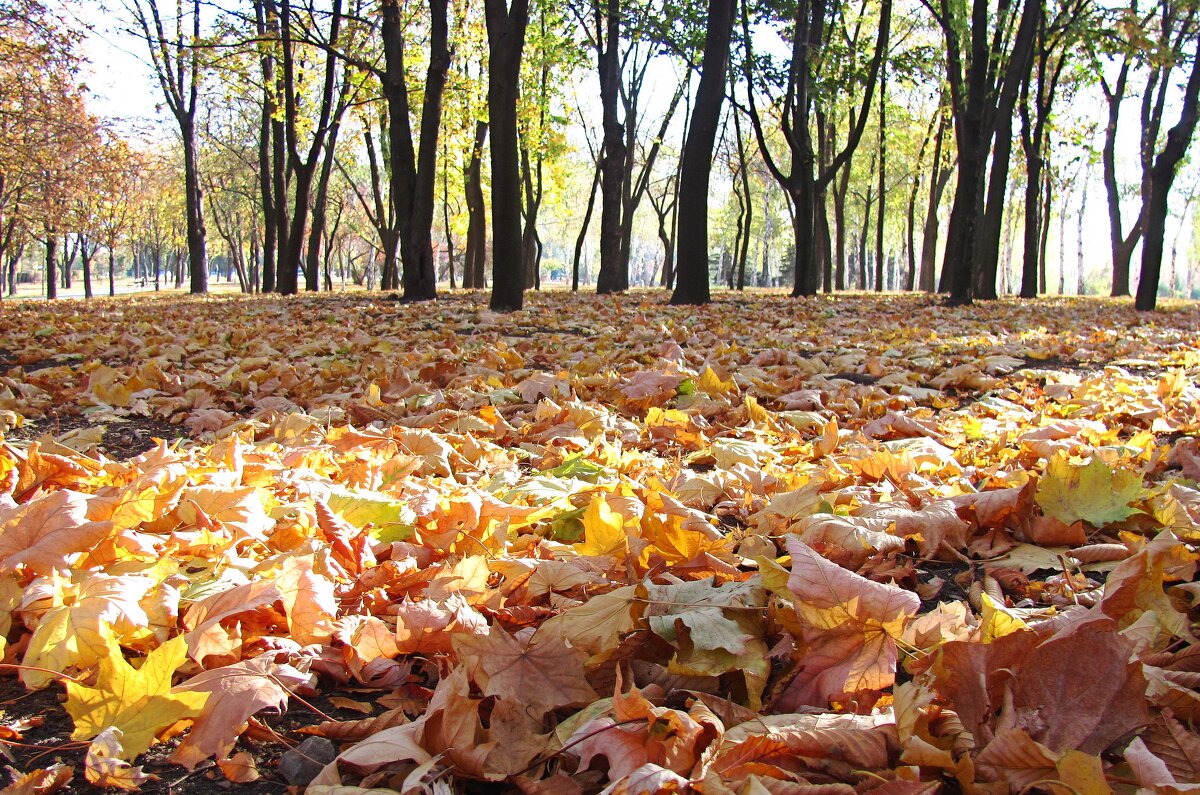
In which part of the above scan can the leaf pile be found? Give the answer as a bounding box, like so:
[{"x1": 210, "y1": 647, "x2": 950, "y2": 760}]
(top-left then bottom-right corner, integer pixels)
[{"x1": 0, "y1": 291, "x2": 1199, "y2": 794}]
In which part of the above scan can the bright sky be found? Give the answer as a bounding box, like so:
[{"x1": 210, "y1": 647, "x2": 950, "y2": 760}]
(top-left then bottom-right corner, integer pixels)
[{"x1": 58, "y1": 0, "x2": 166, "y2": 136}]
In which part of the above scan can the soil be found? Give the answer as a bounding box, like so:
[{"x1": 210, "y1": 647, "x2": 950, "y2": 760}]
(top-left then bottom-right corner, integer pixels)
[
  {"x1": 0, "y1": 675, "x2": 408, "y2": 794},
  {"x1": 3, "y1": 413, "x2": 189, "y2": 461}
]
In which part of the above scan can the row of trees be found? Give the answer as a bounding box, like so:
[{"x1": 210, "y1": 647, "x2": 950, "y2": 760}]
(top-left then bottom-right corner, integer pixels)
[{"x1": 4, "y1": 0, "x2": 1200, "y2": 310}]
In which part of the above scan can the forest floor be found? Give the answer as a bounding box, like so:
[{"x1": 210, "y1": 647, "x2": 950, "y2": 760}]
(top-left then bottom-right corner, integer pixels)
[{"x1": 0, "y1": 289, "x2": 1198, "y2": 794}]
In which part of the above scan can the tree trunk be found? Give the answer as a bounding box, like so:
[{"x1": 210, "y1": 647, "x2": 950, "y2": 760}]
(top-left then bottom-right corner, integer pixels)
[
  {"x1": 387, "y1": 0, "x2": 450, "y2": 302},
  {"x1": 255, "y1": 0, "x2": 278, "y2": 294},
  {"x1": 671, "y1": 0, "x2": 735, "y2": 305},
  {"x1": 45, "y1": 234, "x2": 57, "y2": 300},
  {"x1": 1136, "y1": 43, "x2": 1200, "y2": 310},
  {"x1": 485, "y1": 0, "x2": 531, "y2": 312},
  {"x1": 595, "y1": 0, "x2": 626, "y2": 295},
  {"x1": 464, "y1": 121, "x2": 489, "y2": 289},
  {"x1": 179, "y1": 118, "x2": 208, "y2": 294},
  {"x1": 573, "y1": 159, "x2": 602, "y2": 292}
]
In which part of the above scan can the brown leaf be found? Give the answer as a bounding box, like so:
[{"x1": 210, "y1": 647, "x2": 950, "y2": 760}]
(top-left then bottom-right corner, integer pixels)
[
  {"x1": 1142, "y1": 712, "x2": 1200, "y2": 784},
  {"x1": 453, "y1": 624, "x2": 597, "y2": 716},
  {"x1": 0, "y1": 765, "x2": 73, "y2": 795},
  {"x1": 171, "y1": 654, "x2": 312, "y2": 769}
]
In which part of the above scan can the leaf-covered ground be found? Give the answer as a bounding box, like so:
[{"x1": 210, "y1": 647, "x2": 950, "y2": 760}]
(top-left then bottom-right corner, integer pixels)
[{"x1": 0, "y1": 290, "x2": 1199, "y2": 794}]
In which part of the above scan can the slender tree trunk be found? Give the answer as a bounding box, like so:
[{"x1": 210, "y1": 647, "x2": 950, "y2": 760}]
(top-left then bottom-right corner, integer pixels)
[
  {"x1": 1077, "y1": 166, "x2": 1089, "y2": 294},
  {"x1": 45, "y1": 234, "x2": 57, "y2": 300},
  {"x1": 874, "y1": 64, "x2": 887, "y2": 293},
  {"x1": 671, "y1": 0, "x2": 735, "y2": 305},
  {"x1": 733, "y1": 104, "x2": 752, "y2": 291},
  {"x1": 443, "y1": 141, "x2": 456, "y2": 289},
  {"x1": 464, "y1": 122, "x2": 488, "y2": 289},
  {"x1": 834, "y1": 164, "x2": 849, "y2": 290},
  {"x1": 573, "y1": 160, "x2": 602, "y2": 292}
]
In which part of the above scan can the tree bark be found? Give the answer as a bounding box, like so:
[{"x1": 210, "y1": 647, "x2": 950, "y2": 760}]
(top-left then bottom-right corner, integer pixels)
[
  {"x1": 671, "y1": 0, "x2": 734, "y2": 305},
  {"x1": 573, "y1": 161, "x2": 601, "y2": 292},
  {"x1": 485, "y1": 0, "x2": 531, "y2": 312},
  {"x1": 1137, "y1": 40, "x2": 1200, "y2": 310},
  {"x1": 44, "y1": 233, "x2": 56, "y2": 300},
  {"x1": 464, "y1": 121, "x2": 489, "y2": 289}
]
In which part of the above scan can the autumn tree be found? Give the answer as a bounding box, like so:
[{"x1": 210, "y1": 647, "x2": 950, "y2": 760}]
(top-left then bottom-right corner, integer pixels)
[
  {"x1": 925, "y1": 0, "x2": 1039, "y2": 304},
  {"x1": 125, "y1": 0, "x2": 209, "y2": 294},
  {"x1": 741, "y1": 0, "x2": 893, "y2": 297}
]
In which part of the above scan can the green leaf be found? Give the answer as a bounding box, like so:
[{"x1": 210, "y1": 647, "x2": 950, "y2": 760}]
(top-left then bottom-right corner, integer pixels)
[
  {"x1": 541, "y1": 454, "x2": 612, "y2": 483},
  {"x1": 546, "y1": 505, "x2": 587, "y2": 543},
  {"x1": 325, "y1": 486, "x2": 416, "y2": 543}
]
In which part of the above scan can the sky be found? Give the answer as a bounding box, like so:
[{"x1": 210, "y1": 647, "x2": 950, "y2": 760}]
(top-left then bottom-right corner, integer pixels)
[{"x1": 58, "y1": 0, "x2": 166, "y2": 135}]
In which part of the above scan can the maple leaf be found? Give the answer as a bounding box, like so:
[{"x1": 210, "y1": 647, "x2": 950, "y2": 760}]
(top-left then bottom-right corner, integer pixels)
[
  {"x1": 65, "y1": 634, "x2": 210, "y2": 759},
  {"x1": 573, "y1": 493, "x2": 629, "y2": 559},
  {"x1": 0, "y1": 490, "x2": 113, "y2": 575},
  {"x1": 539, "y1": 584, "x2": 642, "y2": 665},
  {"x1": 774, "y1": 539, "x2": 919, "y2": 710},
  {"x1": 643, "y1": 577, "x2": 770, "y2": 708},
  {"x1": 20, "y1": 571, "x2": 155, "y2": 689},
  {"x1": 276, "y1": 554, "x2": 338, "y2": 645},
  {"x1": 171, "y1": 653, "x2": 312, "y2": 769},
  {"x1": 453, "y1": 624, "x2": 597, "y2": 716},
  {"x1": 1035, "y1": 452, "x2": 1142, "y2": 526}
]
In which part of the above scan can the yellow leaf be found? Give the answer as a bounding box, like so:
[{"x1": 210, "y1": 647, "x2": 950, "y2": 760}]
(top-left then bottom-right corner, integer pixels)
[
  {"x1": 22, "y1": 572, "x2": 155, "y2": 690},
  {"x1": 1035, "y1": 453, "x2": 1142, "y2": 527},
  {"x1": 1056, "y1": 750, "x2": 1113, "y2": 795},
  {"x1": 980, "y1": 592, "x2": 1029, "y2": 643},
  {"x1": 697, "y1": 366, "x2": 735, "y2": 396},
  {"x1": 573, "y1": 495, "x2": 628, "y2": 559},
  {"x1": 65, "y1": 634, "x2": 209, "y2": 759}
]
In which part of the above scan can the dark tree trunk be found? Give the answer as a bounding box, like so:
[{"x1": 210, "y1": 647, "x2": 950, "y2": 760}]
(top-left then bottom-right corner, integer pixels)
[
  {"x1": 382, "y1": 0, "x2": 450, "y2": 302},
  {"x1": 1137, "y1": 43, "x2": 1200, "y2": 310},
  {"x1": 974, "y1": 107, "x2": 1016, "y2": 299},
  {"x1": 81, "y1": 242, "x2": 93, "y2": 299},
  {"x1": 595, "y1": 0, "x2": 626, "y2": 295},
  {"x1": 1102, "y1": 61, "x2": 1138, "y2": 296},
  {"x1": 485, "y1": 0, "x2": 531, "y2": 312},
  {"x1": 45, "y1": 234, "x2": 57, "y2": 300},
  {"x1": 833, "y1": 158, "x2": 849, "y2": 290},
  {"x1": 306, "y1": 65, "x2": 355, "y2": 292},
  {"x1": 874, "y1": 62, "x2": 887, "y2": 293},
  {"x1": 255, "y1": 0, "x2": 278, "y2": 295},
  {"x1": 937, "y1": 0, "x2": 1039, "y2": 305},
  {"x1": 443, "y1": 138, "x2": 456, "y2": 289},
  {"x1": 920, "y1": 118, "x2": 952, "y2": 292},
  {"x1": 276, "y1": 0, "x2": 342, "y2": 296},
  {"x1": 464, "y1": 122, "x2": 489, "y2": 289},
  {"x1": 733, "y1": 99, "x2": 753, "y2": 291},
  {"x1": 574, "y1": 158, "x2": 602, "y2": 291},
  {"x1": 671, "y1": 0, "x2": 735, "y2": 305}
]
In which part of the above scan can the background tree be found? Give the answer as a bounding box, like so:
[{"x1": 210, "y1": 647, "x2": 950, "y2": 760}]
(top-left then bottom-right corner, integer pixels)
[{"x1": 125, "y1": 0, "x2": 209, "y2": 294}]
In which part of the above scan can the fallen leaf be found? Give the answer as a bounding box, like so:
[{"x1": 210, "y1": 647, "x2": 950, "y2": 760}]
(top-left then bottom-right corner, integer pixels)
[{"x1": 65, "y1": 634, "x2": 210, "y2": 759}]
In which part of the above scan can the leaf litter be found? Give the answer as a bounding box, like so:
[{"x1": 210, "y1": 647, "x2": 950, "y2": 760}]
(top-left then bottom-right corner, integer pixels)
[{"x1": 0, "y1": 290, "x2": 1198, "y2": 793}]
